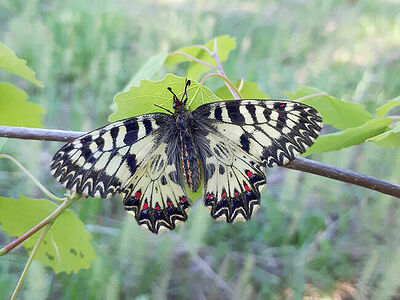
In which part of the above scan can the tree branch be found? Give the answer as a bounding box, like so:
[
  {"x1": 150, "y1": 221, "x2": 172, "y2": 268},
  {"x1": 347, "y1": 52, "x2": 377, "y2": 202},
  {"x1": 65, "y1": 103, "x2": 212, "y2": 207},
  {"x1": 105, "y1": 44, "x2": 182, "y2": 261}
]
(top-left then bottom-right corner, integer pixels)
[
  {"x1": 1, "y1": 125, "x2": 400, "y2": 198},
  {"x1": 0, "y1": 125, "x2": 84, "y2": 142}
]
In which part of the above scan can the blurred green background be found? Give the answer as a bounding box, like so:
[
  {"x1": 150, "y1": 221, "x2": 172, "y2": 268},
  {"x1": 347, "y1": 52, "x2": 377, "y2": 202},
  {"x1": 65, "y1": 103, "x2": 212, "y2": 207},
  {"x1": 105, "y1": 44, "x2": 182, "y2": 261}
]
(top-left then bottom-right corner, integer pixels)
[{"x1": 1, "y1": 0, "x2": 400, "y2": 299}]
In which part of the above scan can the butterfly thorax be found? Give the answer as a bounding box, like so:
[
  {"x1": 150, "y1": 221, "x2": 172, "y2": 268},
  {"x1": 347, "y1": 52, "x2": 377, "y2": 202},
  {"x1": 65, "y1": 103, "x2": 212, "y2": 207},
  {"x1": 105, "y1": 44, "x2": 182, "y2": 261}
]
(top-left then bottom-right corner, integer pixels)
[{"x1": 174, "y1": 109, "x2": 201, "y2": 192}]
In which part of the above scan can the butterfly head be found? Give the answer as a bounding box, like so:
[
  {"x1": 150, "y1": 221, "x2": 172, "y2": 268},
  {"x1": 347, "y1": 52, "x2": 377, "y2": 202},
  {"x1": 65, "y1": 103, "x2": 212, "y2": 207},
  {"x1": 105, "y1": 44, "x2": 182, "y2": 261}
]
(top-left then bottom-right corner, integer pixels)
[{"x1": 167, "y1": 79, "x2": 191, "y2": 112}]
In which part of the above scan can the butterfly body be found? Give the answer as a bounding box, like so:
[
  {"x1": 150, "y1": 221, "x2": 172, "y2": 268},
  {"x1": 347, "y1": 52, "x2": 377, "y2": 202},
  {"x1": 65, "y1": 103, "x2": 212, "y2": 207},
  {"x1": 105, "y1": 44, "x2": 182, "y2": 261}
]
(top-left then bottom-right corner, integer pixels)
[
  {"x1": 169, "y1": 106, "x2": 202, "y2": 192},
  {"x1": 51, "y1": 81, "x2": 322, "y2": 234}
]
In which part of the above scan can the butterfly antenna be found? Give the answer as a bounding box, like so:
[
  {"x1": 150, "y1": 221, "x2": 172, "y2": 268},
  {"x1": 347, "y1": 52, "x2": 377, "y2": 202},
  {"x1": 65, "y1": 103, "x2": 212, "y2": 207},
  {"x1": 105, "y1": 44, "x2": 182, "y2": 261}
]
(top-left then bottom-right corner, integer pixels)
[
  {"x1": 182, "y1": 79, "x2": 191, "y2": 104},
  {"x1": 154, "y1": 104, "x2": 173, "y2": 114},
  {"x1": 167, "y1": 87, "x2": 179, "y2": 102}
]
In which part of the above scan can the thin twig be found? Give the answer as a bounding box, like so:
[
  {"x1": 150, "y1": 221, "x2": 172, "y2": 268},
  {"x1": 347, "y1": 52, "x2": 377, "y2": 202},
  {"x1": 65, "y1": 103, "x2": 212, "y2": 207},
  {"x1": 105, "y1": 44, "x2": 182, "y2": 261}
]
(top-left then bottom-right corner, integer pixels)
[
  {"x1": 285, "y1": 158, "x2": 400, "y2": 198},
  {"x1": 0, "y1": 125, "x2": 84, "y2": 142},
  {"x1": 295, "y1": 93, "x2": 329, "y2": 102},
  {"x1": 10, "y1": 223, "x2": 53, "y2": 300},
  {"x1": 211, "y1": 39, "x2": 240, "y2": 100},
  {"x1": 1, "y1": 125, "x2": 399, "y2": 198},
  {"x1": 168, "y1": 51, "x2": 218, "y2": 71},
  {"x1": 173, "y1": 235, "x2": 234, "y2": 297},
  {"x1": 0, "y1": 154, "x2": 66, "y2": 203},
  {"x1": 169, "y1": 40, "x2": 240, "y2": 99},
  {"x1": 199, "y1": 73, "x2": 242, "y2": 98},
  {"x1": 191, "y1": 44, "x2": 214, "y2": 56},
  {"x1": 0, "y1": 193, "x2": 80, "y2": 256}
]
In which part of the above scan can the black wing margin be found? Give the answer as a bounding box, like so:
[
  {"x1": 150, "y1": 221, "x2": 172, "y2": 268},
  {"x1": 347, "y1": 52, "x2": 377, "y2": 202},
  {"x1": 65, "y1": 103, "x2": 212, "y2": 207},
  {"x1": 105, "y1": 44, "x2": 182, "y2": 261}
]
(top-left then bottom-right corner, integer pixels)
[
  {"x1": 50, "y1": 114, "x2": 168, "y2": 198},
  {"x1": 193, "y1": 99, "x2": 322, "y2": 167}
]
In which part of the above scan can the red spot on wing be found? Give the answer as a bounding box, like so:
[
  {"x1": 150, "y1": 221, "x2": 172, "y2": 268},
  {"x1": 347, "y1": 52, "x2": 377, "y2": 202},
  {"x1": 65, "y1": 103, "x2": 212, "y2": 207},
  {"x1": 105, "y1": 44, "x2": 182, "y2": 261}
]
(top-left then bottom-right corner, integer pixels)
[
  {"x1": 244, "y1": 184, "x2": 251, "y2": 192},
  {"x1": 167, "y1": 201, "x2": 173, "y2": 207},
  {"x1": 180, "y1": 197, "x2": 187, "y2": 203},
  {"x1": 135, "y1": 192, "x2": 141, "y2": 199},
  {"x1": 143, "y1": 202, "x2": 148, "y2": 210},
  {"x1": 246, "y1": 171, "x2": 253, "y2": 178},
  {"x1": 280, "y1": 104, "x2": 286, "y2": 108},
  {"x1": 156, "y1": 205, "x2": 160, "y2": 211},
  {"x1": 206, "y1": 193, "x2": 214, "y2": 200},
  {"x1": 234, "y1": 192, "x2": 239, "y2": 197},
  {"x1": 221, "y1": 192, "x2": 227, "y2": 198}
]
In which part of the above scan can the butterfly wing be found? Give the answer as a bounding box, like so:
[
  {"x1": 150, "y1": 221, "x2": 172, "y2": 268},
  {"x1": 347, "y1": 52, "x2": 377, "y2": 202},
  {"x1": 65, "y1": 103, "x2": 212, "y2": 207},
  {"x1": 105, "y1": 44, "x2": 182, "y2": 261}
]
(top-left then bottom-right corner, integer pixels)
[
  {"x1": 122, "y1": 142, "x2": 190, "y2": 234},
  {"x1": 193, "y1": 99, "x2": 322, "y2": 222},
  {"x1": 194, "y1": 100, "x2": 322, "y2": 167},
  {"x1": 51, "y1": 114, "x2": 168, "y2": 198},
  {"x1": 200, "y1": 132, "x2": 266, "y2": 222}
]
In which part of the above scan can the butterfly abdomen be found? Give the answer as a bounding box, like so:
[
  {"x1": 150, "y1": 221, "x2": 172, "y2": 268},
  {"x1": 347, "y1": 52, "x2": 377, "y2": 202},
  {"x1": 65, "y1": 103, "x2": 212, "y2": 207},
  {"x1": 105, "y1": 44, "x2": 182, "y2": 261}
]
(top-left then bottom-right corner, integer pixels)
[
  {"x1": 179, "y1": 134, "x2": 201, "y2": 192},
  {"x1": 174, "y1": 111, "x2": 201, "y2": 192}
]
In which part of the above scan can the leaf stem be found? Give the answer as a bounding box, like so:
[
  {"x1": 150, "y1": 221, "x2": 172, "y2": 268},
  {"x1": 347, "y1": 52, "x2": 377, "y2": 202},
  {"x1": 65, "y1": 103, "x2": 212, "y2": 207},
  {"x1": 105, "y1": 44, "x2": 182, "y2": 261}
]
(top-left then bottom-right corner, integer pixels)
[
  {"x1": 10, "y1": 223, "x2": 53, "y2": 300},
  {"x1": 295, "y1": 93, "x2": 329, "y2": 102},
  {"x1": 200, "y1": 73, "x2": 242, "y2": 98},
  {"x1": 168, "y1": 51, "x2": 218, "y2": 72},
  {"x1": 0, "y1": 154, "x2": 65, "y2": 203},
  {"x1": 210, "y1": 38, "x2": 240, "y2": 100},
  {"x1": 0, "y1": 193, "x2": 80, "y2": 256},
  {"x1": 191, "y1": 44, "x2": 214, "y2": 56},
  {"x1": 170, "y1": 40, "x2": 240, "y2": 99}
]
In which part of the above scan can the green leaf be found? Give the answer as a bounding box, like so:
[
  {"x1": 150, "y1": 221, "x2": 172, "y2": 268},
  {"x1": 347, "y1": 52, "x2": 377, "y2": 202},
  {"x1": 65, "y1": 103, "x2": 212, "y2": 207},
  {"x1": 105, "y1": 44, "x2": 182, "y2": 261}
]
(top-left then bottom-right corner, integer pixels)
[
  {"x1": 286, "y1": 86, "x2": 373, "y2": 130},
  {"x1": 122, "y1": 49, "x2": 168, "y2": 92},
  {"x1": 303, "y1": 118, "x2": 392, "y2": 155},
  {"x1": 0, "y1": 83, "x2": 44, "y2": 127},
  {"x1": 0, "y1": 42, "x2": 43, "y2": 87},
  {"x1": 376, "y1": 97, "x2": 400, "y2": 117},
  {"x1": 165, "y1": 35, "x2": 236, "y2": 81},
  {"x1": 0, "y1": 196, "x2": 96, "y2": 274},
  {"x1": 109, "y1": 74, "x2": 221, "y2": 122},
  {"x1": 215, "y1": 80, "x2": 269, "y2": 99},
  {"x1": 366, "y1": 122, "x2": 400, "y2": 147}
]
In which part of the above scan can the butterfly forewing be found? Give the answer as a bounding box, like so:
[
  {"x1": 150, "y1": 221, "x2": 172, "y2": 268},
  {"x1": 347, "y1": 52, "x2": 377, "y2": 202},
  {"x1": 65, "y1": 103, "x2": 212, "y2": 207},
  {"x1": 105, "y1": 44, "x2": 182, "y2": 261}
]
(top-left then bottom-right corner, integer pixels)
[
  {"x1": 193, "y1": 100, "x2": 322, "y2": 168},
  {"x1": 50, "y1": 114, "x2": 168, "y2": 198}
]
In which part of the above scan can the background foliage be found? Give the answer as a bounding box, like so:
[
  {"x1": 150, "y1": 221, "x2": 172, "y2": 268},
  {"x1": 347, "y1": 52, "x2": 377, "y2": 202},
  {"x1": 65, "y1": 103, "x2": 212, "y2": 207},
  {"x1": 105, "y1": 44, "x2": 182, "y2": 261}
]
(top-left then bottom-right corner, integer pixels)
[{"x1": 1, "y1": 0, "x2": 400, "y2": 299}]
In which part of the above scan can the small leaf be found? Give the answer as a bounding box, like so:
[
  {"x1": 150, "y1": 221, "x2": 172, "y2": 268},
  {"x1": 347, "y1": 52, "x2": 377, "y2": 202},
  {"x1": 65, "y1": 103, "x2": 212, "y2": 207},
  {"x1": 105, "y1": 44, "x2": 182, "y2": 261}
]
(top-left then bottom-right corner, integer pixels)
[
  {"x1": 0, "y1": 196, "x2": 96, "y2": 274},
  {"x1": 0, "y1": 83, "x2": 44, "y2": 127},
  {"x1": 376, "y1": 97, "x2": 400, "y2": 117},
  {"x1": 286, "y1": 86, "x2": 373, "y2": 130},
  {"x1": 366, "y1": 122, "x2": 400, "y2": 147},
  {"x1": 0, "y1": 42, "x2": 43, "y2": 87},
  {"x1": 303, "y1": 118, "x2": 391, "y2": 155},
  {"x1": 122, "y1": 49, "x2": 168, "y2": 92},
  {"x1": 215, "y1": 80, "x2": 269, "y2": 99},
  {"x1": 165, "y1": 35, "x2": 236, "y2": 81},
  {"x1": 109, "y1": 74, "x2": 221, "y2": 122}
]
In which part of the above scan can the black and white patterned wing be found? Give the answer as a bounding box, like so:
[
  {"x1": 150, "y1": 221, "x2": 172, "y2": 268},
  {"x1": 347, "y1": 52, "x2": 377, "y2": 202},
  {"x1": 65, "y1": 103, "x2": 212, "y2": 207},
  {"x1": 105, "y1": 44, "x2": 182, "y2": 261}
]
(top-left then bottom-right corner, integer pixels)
[
  {"x1": 194, "y1": 100, "x2": 322, "y2": 167},
  {"x1": 193, "y1": 100, "x2": 322, "y2": 222},
  {"x1": 122, "y1": 142, "x2": 190, "y2": 234},
  {"x1": 51, "y1": 114, "x2": 168, "y2": 198},
  {"x1": 200, "y1": 132, "x2": 266, "y2": 222}
]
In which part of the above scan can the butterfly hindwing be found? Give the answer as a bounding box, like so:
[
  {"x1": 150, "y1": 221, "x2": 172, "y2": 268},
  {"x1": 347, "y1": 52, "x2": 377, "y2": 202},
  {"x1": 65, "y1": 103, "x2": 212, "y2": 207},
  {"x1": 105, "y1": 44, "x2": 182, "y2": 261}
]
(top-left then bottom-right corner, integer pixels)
[
  {"x1": 122, "y1": 142, "x2": 190, "y2": 234},
  {"x1": 194, "y1": 99, "x2": 322, "y2": 167},
  {"x1": 201, "y1": 132, "x2": 266, "y2": 223},
  {"x1": 50, "y1": 114, "x2": 168, "y2": 198}
]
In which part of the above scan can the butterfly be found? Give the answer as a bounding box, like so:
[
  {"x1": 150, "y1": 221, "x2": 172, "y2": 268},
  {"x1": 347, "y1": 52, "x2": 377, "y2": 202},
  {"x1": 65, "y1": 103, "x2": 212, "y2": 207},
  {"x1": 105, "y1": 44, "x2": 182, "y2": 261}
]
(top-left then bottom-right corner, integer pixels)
[{"x1": 51, "y1": 80, "x2": 322, "y2": 234}]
